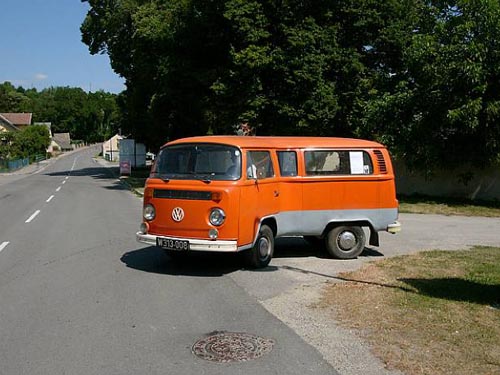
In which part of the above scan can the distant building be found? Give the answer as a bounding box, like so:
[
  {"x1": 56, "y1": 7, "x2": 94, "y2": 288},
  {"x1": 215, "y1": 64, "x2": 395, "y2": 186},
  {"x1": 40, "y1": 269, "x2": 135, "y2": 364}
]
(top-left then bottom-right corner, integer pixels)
[
  {"x1": 0, "y1": 113, "x2": 32, "y2": 131},
  {"x1": 103, "y1": 134, "x2": 124, "y2": 162},
  {"x1": 52, "y1": 133, "x2": 72, "y2": 152}
]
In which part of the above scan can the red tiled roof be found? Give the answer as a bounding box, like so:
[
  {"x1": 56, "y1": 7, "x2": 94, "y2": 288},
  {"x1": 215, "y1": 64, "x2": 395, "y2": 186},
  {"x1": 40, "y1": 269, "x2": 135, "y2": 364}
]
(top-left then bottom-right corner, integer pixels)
[{"x1": 0, "y1": 113, "x2": 32, "y2": 125}]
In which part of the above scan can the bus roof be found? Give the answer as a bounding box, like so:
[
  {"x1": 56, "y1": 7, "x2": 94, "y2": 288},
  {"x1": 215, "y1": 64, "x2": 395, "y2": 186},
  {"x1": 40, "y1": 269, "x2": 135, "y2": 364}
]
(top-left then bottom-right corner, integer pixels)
[{"x1": 163, "y1": 136, "x2": 384, "y2": 149}]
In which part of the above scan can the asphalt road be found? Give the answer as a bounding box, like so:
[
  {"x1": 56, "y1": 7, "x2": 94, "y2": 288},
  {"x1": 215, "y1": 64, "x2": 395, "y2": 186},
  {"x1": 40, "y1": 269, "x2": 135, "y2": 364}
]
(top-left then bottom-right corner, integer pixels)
[
  {"x1": 3, "y1": 147, "x2": 500, "y2": 375},
  {"x1": 0, "y1": 147, "x2": 337, "y2": 375}
]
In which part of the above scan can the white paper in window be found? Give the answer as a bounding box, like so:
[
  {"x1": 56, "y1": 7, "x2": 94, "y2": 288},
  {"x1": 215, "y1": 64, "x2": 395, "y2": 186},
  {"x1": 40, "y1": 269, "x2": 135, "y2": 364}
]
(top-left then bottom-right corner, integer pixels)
[{"x1": 349, "y1": 151, "x2": 364, "y2": 174}]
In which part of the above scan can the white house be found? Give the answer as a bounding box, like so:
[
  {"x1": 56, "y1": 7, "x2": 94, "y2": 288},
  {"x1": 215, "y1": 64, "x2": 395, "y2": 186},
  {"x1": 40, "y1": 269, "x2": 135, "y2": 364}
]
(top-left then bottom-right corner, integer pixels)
[{"x1": 103, "y1": 134, "x2": 124, "y2": 162}]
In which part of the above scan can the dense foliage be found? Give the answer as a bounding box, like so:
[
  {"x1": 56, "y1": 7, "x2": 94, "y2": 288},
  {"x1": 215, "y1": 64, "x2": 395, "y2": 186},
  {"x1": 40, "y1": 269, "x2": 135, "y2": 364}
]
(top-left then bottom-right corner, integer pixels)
[
  {"x1": 0, "y1": 82, "x2": 121, "y2": 143},
  {"x1": 0, "y1": 125, "x2": 51, "y2": 160},
  {"x1": 80, "y1": 0, "x2": 500, "y2": 173}
]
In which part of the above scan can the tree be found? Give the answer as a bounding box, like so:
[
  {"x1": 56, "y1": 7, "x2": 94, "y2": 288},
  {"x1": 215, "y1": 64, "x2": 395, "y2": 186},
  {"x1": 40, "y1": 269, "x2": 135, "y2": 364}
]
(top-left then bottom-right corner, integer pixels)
[
  {"x1": 0, "y1": 83, "x2": 122, "y2": 144},
  {"x1": 81, "y1": 0, "x2": 500, "y2": 174},
  {"x1": 363, "y1": 0, "x2": 500, "y2": 172},
  {"x1": 0, "y1": 82, "x2": 31, "y2": 112},
  {"x1": 10, "y1": 125, "x2": 51, "y2": 159},
  {"x1": 82, "y1": 0, "x2": 229, "y2": 150},
  {"x1": 213, "y1": 0, "x2": 408, "y2": 136},
  {"x1": 0, "y1": 132, "x2": 15, "y2": 159}
]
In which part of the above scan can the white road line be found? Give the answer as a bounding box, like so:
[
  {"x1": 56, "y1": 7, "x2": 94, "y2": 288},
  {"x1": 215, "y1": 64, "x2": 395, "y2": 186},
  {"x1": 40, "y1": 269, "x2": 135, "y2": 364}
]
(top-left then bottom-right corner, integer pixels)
[
  {"x1": 65, "y1": 176, "x2": 69, "y2": 180},
  {"x1": 25, "y1": 210, "x2": 41, "y2": 223},
  {"x1": 46, "y1": 195, "x2": 55, "y2": 203},
  {"x1": 70, "y1": 158, "x2": 78, "y2": 171},
  {"x1": 0, "y1": 241, "x2": 9, "y2": 252},
  {"x1": 62, "y1": 180, "x2": 66, "y2": 184},
  {"x1": 56, "y1": 186, "x2": 62, "y2": 192}
]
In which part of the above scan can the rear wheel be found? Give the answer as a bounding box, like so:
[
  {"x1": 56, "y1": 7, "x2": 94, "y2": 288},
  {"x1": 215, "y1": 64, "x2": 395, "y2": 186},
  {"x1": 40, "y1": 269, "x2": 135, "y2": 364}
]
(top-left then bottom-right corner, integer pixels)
[
  {"x1": 325, "y1": 226, "x2": 365, "y2": 259},
  {"x1": 244, "y1": 225, "x2": 274, "y2": 268}
]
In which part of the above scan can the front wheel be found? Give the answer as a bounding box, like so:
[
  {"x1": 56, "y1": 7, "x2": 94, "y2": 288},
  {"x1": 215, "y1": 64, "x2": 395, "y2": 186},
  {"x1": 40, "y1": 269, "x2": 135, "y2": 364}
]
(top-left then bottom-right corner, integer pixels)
[
  {"x1": 244, "y1": 225, "x2": 274, "y2": 268},
  {"x1": 325, "y1": 226, "x2": 365, "y2": 259}
]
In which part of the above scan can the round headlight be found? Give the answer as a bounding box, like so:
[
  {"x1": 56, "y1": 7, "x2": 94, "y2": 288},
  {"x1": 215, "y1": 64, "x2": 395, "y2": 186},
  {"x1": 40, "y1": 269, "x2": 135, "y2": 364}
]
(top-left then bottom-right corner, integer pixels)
[
  {"x1": 209, "y1": 208, "x2": 226, "y2": 226},
  {"x1": 143, "y1": 204, "x2": 156, "y2": 221}
]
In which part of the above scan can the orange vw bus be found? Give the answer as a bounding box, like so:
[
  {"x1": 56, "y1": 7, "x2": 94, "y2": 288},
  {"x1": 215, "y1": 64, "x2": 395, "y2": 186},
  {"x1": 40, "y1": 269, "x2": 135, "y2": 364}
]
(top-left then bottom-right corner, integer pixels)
[{"x1": 136, "y1": 136, "x2": 401, "y2": 268}]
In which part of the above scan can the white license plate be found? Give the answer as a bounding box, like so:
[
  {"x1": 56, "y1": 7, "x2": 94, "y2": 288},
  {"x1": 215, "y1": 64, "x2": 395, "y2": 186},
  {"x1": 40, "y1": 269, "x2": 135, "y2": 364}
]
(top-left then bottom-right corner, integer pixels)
[{"x1": 156, "y1": 237, "x2": 189, "y2": 251}]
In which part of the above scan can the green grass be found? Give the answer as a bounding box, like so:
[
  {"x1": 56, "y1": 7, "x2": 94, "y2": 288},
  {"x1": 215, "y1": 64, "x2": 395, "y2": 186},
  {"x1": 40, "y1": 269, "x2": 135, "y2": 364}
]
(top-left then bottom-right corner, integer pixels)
[
  {"x1": 399, "y1": 194, "x2": 500, "y2": 217},
  {"x1": 320, "y1": 246, "x2": 500, "y2": 375}
]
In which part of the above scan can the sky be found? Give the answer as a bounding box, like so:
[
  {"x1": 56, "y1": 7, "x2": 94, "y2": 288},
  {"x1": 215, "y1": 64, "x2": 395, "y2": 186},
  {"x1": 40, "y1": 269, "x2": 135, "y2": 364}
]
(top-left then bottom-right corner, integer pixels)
[{"x1": 0, "y1": 0, "x2": 126, "y2": 94}]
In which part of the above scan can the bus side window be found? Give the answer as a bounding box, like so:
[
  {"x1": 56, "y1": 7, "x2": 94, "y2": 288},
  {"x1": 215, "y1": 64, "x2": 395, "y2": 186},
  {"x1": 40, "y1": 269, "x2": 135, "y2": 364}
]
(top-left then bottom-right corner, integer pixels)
[
  {"x1": 305, "y1": 150, "x2": 374, "y2": 175},
  {"x1": 247, "y1": 152, "x2": 256, "y2": 179},
  {"x1": 247, "y1": 151, "x2": 273, "y2": 179},
  {"x1": 277, "y1": 151, "x2": 297, "y2": 176}
]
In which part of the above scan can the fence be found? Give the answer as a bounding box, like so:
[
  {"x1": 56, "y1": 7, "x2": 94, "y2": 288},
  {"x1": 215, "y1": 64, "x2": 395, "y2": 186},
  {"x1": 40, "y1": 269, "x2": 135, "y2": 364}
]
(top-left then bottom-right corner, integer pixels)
[{"x1": 0, "y1": 154, "x2": 46, "y2": 172}]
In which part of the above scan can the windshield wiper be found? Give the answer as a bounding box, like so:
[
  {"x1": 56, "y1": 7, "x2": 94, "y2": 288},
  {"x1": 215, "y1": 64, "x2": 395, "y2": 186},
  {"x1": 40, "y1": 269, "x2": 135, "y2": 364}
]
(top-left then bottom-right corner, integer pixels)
[{"x1": 192, "y1": 173, "x2": 213, "y2": 184}]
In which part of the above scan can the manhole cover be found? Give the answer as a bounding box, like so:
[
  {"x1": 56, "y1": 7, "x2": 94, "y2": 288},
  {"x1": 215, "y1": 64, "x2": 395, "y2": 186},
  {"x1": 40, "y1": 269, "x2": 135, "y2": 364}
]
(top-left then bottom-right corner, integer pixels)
[{"x1": 192, "y1": 331, "x2": 275, "y2": 363}]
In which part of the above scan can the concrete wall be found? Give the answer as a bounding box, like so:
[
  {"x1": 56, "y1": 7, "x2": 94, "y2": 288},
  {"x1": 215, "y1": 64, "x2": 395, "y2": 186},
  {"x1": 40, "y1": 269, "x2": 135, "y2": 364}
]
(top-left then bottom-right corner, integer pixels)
[{"x1": 395, "y1": 161, "x2": 500, "y2": 201}]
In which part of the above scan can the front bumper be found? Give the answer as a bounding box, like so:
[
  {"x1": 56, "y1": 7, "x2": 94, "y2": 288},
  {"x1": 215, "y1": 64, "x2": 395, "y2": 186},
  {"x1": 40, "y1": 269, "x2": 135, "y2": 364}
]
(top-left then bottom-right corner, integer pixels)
[{"x1": 136, "y1": 232, "x2": 238, "y2": 252}]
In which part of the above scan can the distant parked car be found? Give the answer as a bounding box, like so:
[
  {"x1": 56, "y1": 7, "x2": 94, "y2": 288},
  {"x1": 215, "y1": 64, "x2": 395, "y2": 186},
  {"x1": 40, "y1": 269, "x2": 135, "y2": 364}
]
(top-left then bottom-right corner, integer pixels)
[{"x1": 146, "y1": 152, "x2": 155, "y2": 161}]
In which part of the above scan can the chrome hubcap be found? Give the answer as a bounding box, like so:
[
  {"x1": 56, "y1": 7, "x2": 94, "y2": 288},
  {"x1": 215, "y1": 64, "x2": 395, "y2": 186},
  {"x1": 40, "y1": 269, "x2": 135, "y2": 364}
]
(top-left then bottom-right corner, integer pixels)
[
  {"x1": 258, "y1": 237, "x2": 270, "y2": 258},
  {"x1": 338, "y1": 231, "x2": 356, "y2": 250}
]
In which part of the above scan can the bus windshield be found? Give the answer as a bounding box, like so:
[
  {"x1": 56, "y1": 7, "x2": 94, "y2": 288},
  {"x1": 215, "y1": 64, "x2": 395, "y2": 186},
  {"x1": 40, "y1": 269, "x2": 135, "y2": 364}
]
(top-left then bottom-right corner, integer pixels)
[{"x1": 151, "y1": 144, "x2": 242, "y2": 181}]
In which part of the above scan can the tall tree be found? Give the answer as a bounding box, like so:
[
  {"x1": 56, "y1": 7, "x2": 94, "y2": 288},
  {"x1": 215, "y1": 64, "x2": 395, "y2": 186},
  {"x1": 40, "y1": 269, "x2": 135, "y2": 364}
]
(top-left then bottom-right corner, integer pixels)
[
  {"x1": 82, "y1": 0, "x2": 229, "y2": 149},
  {"x1": 214, "y1": 0, "x2": 411, "y2": 136},
  {"x1": 0, "y1": 82, "x2": 31, "y2": 112},
  {"x1": 363, "y1": 0, "x2": 500, "y2": 172},
  {"x1": 81, "y1": 0, "x2": 500, "y2": 173}
]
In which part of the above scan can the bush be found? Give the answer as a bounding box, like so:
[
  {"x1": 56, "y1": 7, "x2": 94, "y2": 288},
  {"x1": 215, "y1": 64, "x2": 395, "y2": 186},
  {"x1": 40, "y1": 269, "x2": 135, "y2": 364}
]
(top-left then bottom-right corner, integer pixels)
[{"x1": 10, "y1": 126, "x2": 51, "y2": 158}]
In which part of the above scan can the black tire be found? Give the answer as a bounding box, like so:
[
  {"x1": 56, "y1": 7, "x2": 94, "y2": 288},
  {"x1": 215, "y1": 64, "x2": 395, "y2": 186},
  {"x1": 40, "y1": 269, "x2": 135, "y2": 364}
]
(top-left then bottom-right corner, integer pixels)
[
  {"x1": 325, "y1": 226, "x2": 365, "y2": 259},
  {"x1": 244, "y1": 225, "x2": 274, "y2": 268}
]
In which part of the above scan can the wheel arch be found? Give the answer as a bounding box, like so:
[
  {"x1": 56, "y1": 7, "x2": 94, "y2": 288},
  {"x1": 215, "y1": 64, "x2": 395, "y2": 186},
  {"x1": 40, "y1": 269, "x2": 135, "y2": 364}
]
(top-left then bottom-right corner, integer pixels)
[
  {"x1": 321, "y1": 220, "x2": 371, "y2": 236},
  {"x1": 260, "y1": 216, "x2": 277, "y2": 238},
  {"x1": 251, "y1": 216, "x2": 277, "y2": 246},
  {"x1": 321, "y1": 220, "x2": 380, "y2": 247}
]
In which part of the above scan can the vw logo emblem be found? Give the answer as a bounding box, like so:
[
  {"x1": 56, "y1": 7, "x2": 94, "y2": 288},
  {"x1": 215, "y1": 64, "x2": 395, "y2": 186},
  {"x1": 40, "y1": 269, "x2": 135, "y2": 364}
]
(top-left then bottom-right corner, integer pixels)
[{"x1": 171, "y1": 207, "x2": 185, "y2": 222}]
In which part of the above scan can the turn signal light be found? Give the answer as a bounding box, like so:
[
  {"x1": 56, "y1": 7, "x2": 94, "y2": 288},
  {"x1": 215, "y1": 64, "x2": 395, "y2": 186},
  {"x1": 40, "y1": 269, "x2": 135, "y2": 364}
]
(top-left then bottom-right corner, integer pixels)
[
  {"x1": 144, "y1": 188, "x2": 154, "y2": 199},
  {"x1": 211, "y1": 192, "x2": 222, "y2": 201}
]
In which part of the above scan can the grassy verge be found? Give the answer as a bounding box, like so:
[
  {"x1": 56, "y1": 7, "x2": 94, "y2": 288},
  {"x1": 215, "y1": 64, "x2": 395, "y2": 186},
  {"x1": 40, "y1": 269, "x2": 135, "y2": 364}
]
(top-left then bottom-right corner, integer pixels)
[
  {"x1": 318, "y1": 246, "x2": 500, "y2": 375},
  {"x1": 399, "y1": 195, "x2": 500, "y2": 217}
]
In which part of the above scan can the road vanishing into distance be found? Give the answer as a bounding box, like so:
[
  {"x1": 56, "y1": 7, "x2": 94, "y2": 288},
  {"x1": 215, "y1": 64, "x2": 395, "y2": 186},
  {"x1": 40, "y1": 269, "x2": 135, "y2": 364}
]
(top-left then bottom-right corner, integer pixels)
[{"x1": 0, "y1": 146, "x2": 338, "y2": 375}]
